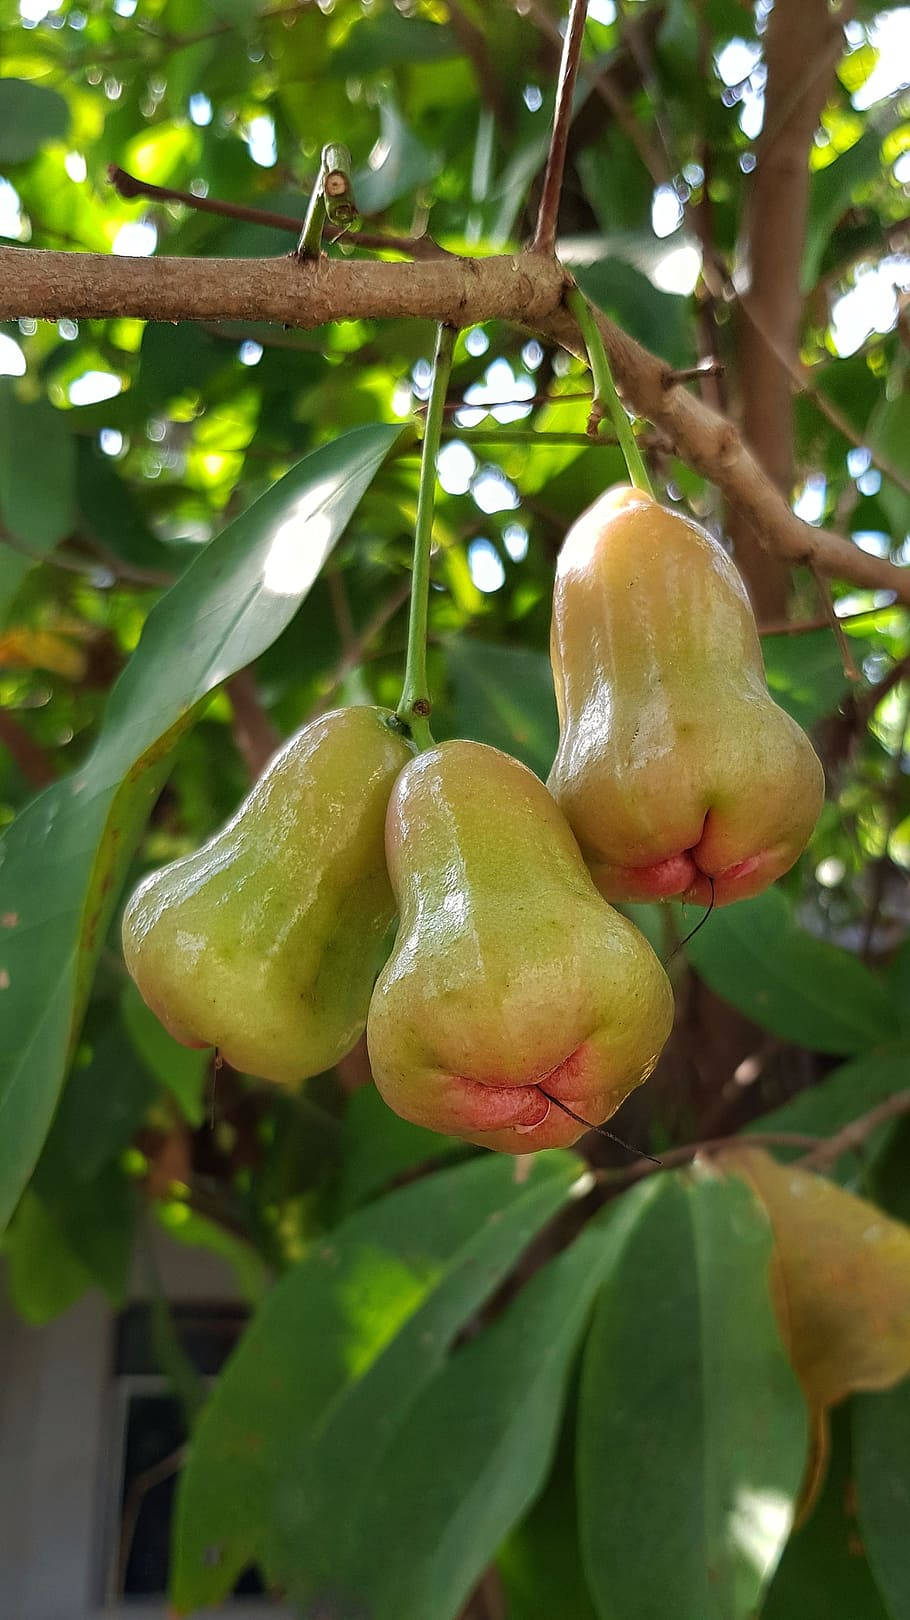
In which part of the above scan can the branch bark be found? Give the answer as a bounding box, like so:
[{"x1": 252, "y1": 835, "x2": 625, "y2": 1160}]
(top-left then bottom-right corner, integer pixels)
[
  {"x1": 1, "y1": 244, "x2": 908, "y2": 603},
  {"x1": 729, "y1": 0, "x2": 854, "y2": 617}
]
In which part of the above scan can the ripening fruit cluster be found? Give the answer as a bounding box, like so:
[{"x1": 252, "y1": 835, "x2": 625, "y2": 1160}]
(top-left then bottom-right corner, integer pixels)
[{"x1": 123, "y1": 487, "x2": 824, "y2": 1154}]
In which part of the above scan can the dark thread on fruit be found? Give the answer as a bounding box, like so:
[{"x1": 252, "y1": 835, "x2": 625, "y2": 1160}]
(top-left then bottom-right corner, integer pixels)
[
  {"x1": 209, "y1": 1050, "x2": 222, "y2": 1130},
  {"x1": 538, "y1": 1090, "x2": 661, "y2": 1165},
  {"x1": 666, "y1": 874, "x2": 716, "y2": 963}
]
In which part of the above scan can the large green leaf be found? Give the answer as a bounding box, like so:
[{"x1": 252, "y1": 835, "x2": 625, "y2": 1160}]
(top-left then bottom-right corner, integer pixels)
[
  {"x1": 4, "y1": 1159, "x2": 137, "y2": 1324},
  {"x1": 803, "y1": 129, "x2": 884, "y2": 289},
  {"x1": 330, "y1": 11, "x2": 457, "y2": 74},
  {"x1": 121, "y1": 981, "x2": 209, "y2": 1127},
  {"x1": 498, "y1": 1405, "x2": 598, "y2": 1620},
  {"x1": 0, "y1": 80, "x2": 70, "y2": 164},
  {"x1": 685, "y1": 888, "x2": 899, "y2": 1055},
  {"x1": 854, "y1": 1379, "x2": 910, "y2": 1620},
  {"x1": 442, "y1": 638, "x2": 558, "y2": 780},
  {"x1": 578, "y1": 1171, "x2": 808, "y2": 1620},
  {"x1": 574, "y1": 259, "x2": 696, "y2": 369},
  {"x1": 326, "y1": 1192, "x2": 649, "y2": 1620},
  {"x1": 335, "y1": 1082, "x2": 464, "y2": 1217},
  {"x1": 762, "y1": 629, "x2": 862, "y2": 729},
  {"x1": 354, "y1": 102, "x2": 440, "y2": 216},
  {"x1": 0, "y1": 382, "x2": 76, "y2": 551},
  {"x1": 0, "y1": 425, "x2": 401, "y2": 1234},
  {"x1": 763, "y1": 1406, "x2": 892, "y2": 1620},
  {"x1": 870, "y1": 391, "x2": 910, "y2": 543},
  {"x1": 36, "y1": 1015, "x2": 157, "y2": 1184},
  {"x1": 171, "y1": 1150, "x2": 584, "y2": 1610}
]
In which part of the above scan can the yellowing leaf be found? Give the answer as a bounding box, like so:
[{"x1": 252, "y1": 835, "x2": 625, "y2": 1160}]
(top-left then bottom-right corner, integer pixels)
[
  {"x1": 0, "y1": 628, "x2": 86, "y2": 680},
  {"x1": 721, "y1": 1148, "x2": 910, "y2": 1409}
]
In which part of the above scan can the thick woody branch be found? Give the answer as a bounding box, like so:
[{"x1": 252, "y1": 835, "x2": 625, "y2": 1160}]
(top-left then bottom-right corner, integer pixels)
[
  {"x1": 0, "y1": 244, "x2": 566, "y2": 328},
  {"x1": 730, "y1": 0, "x2": 853, "y2": 616},
  {"x1": 1, "y1": 244, "x2": 907, "y2": 604}
]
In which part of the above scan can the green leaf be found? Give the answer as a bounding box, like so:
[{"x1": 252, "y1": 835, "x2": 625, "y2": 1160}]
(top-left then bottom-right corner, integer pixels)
[
  {"x1": 121, "y1": 982, "x2": 209, "y2": 1127},
  {"x1": 574, "y1": 259, "x2": 696, "y2": 370},
  {"x1": 76, "y1": 439, "x2": 181, "y2": 575},
  {"x1": 171, "y1": 1150, "x2": 583, "y2": 1610},
  {"x1": 498, "y1": 1404, "x2": 598, "y2": 1620},
  {"x1": 4, "y1": 1160, "x2": 137, "y2": 1324},
  {"x1": 153, "y1": 1202, "x2": 270, "y2": 1307},
  {"x1": 685, "y1": 888, "x2": 899, "y2": 1055},
  {"x1": 0, "y1": 80, "x2": 69, "y2": 164},
  {"x1": 442, "y1": 638, "x2": 558, "y2": 779},
  {"x1": 762, "y1": 629, "x2": 859, "y2": 729},
  {"x1": 854, "y1": 1379, "x2": 910, "y2": 1620},
  {"x1": 40, "y1": 1018, "x2": 157, "y2": 1183},
  {"x1": 0, "y1": 382, "x2": 76, "y2": 551},
  {"x1": 578, "y1": 1171, "x2": 808, "y2": 1620},
  {"x1": 803, "y1": 130, "x2": 883, "y2": 289},
  {"x1": 354, "y1": 102, "x2": 439, "y2": 216},
  {"x1": 888, "y1": 937, "x2": 910, "y2": 1033},
  {"x1": 763, "y1": 1406, "x2": 892, "y2": 1620},
  {"x1": 0, "y1": 550, "x2": 33, "y2": 626},
  {"x1": 0, "y1": 425, "x2": 401, "y2": 1236},
  {"x1": 330, "y1": 11, "x2": 457, "y2": 74},
  {"x1": 870, "y1": 391, "x2": 910, "y2": 543},
  {"x1": 324, "y1": 1198, "x2": 638, "y2": 1620},
  {"x1": 335, "y1": 1083, "x2": 464, "y2": 1216},
  {"x1": 3, "y1": 1187, "x2": 95, "y2": 1324}
]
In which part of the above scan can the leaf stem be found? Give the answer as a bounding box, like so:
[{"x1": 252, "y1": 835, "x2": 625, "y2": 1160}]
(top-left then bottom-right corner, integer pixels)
[
  {"x1": 568, "y1": 286, "x2": 654, "y2": 496},
  {"x1": 395, "y1": 324, "x2": 456, "y2": 750}
]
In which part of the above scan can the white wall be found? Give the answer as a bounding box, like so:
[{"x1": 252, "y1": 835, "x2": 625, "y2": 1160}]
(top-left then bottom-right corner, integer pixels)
[{"x1": 0, "y1": 1225, "x2": 292, "y2": 1620}]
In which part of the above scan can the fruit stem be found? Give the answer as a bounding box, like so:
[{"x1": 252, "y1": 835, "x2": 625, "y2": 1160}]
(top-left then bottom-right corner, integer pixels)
[
  {"x1": 395, "y1": 323, "x2": 456, "y2": 751},
  {"x1": 567, "y1": 286, "x2": 655, "y2": 497},
  {"x1": 296, "y1": 143, "x2": 357, "y2": 258}
]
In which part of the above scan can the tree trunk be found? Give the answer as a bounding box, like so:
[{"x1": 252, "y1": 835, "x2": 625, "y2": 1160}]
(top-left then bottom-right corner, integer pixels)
[{"x1": 730, "y1": 0, "x2": 852, "y2": 617}]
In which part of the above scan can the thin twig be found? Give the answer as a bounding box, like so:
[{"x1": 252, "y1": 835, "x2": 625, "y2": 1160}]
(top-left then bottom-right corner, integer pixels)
[
  {"x1": 305, "y1": 580, "x2": 412, "y2": 722},
  {"x1": 810, "y1": 564, "x2": 860, "y2": 681},
  {"x1": 108, "y1": 165, "x2": 449, "y2": 261},
  {"x1": 739, "y1": 293, "x2": 910, "y2": 501},
  {"x1": 597, "y1": 1130, "x2": 824, "y2": 1188},
  {"x1": 117, "y1": 1445, "x2": 187, "y2": 1598},
  {"x1": 226, "y1": 669, "x2": 280, "y2": 779},
  {"x1": 532, "y1": 0, "x2": 590, "y2": 255},
  {"x1": 0, "y1": 709, "x2": 58, "y2": 788},
  {"x1": 600, "y1": 1088, "x2": 910, "y2": 1191},
  {"x1": 517, "y1": 0, "x2": 668, "y2": 185},
  {"x1": 859, "y1": 685, "x2": 910, "y2": 959},
  {"x1": 757, "y1": 603, "x2": 902, "y2": 637},
  {"x1": 797, "y1": 1088, "x2": 910, "y2": 1170}
]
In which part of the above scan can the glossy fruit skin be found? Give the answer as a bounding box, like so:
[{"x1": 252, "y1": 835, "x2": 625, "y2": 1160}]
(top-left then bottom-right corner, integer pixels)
[
  {"x1": 548, "y1": 486, "x2": 825, "y2": 906},
  {"x1": 122, "y1": 706, "x2": 413, "y2": 1084},
  {"x1": 366, "y1": 740, "x2": 674, "y2": 1154}
]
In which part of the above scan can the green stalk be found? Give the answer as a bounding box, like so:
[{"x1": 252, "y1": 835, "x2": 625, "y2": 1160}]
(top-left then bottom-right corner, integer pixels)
[
  {"x1": 568, "y1": 286, "x2": 654, "y2": 497},
  {"x1": 395, "y1": 323, "x2": 456, "y2": 751},
  {"x1": 297, "y1": 144, "x2": 357, "y2": 258}
]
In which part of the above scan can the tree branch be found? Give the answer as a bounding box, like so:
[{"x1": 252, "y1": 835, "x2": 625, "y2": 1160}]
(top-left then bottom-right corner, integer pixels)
[
  {"x1": 532, "y1": 0, "x2": 590, "y2": 255},
  {"x1": 797, "y1": 1088, "x2": 910, "y2": 1170},
  {"x1": 729, "y1": 0, "x2": 854, "y2": 617},
  {"x1": 108, "y1": 165, "x2": 451, "y2": 260},
  {"x1": 1, "y1": 244, "x2": 907, "y2": 603},
  {"x1": 600, "y1": 1087, "x2": 910, "y2": 1189},
  {"x1": 0, "y1": 709, "x2": 58, "y2": 789},
  {"x1": 226, "y1": 669, "x2": 281, "y2": 779}
]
